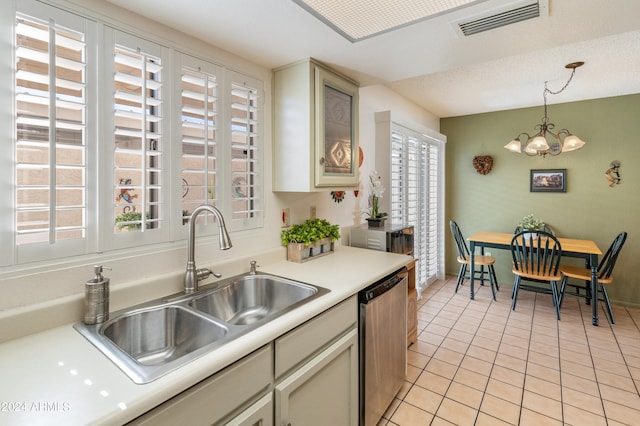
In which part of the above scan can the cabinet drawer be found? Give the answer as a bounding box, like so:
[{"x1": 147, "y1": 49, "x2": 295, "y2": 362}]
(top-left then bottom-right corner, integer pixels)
[
  {"x1": 275, "y1": 295, "x2": 357, "y2": 379},
  {"x1": 129, "y1": 345, "x2": 272, "y2": 426}
]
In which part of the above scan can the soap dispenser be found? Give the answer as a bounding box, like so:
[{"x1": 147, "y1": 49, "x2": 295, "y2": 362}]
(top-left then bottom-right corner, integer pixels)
[{"x1": 84, "y1": 265, "x2": 111, "y2": 325}]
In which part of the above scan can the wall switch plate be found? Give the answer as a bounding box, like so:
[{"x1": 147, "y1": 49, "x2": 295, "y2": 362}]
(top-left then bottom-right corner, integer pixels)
[
  {"x1": 310, "y1": 206, "x2": 316, "y2": 219},
  {"x1": 281, "y1": 208, "x2": 290, "y2": 228}
]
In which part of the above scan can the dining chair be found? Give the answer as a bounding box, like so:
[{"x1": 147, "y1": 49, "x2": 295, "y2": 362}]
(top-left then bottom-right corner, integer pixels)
[
  {"x1": 510, "y1": 230, "x2": 563, "y2": 319},
  {"x1": 449, "y1": 220, "x2": 499, "y2": 300},
  {"x1": 558, "y1": 231, "x2": 627, "y2": 324}
]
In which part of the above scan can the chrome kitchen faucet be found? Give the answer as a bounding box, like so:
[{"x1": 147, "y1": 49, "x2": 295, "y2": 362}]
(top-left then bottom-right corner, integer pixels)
[{"x1": 183, "y1": 205, "x2": 232, "y2": 294}]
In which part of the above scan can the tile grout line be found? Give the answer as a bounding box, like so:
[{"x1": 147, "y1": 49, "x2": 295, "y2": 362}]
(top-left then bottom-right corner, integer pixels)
[{"x1": 391, "y1": 277, "x2": 640, "y2": 425}]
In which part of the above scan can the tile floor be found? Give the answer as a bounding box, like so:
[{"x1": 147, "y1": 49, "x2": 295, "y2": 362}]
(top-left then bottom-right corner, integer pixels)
[{"x1": 380, "y1": 276, "x2": 640, "y2": 425}]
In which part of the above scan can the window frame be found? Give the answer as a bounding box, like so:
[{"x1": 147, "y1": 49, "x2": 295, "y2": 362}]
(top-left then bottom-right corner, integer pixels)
[
  {"x1": 3, "y1": 0, "x2": 265, "y2": 271},
  {"x1": 7, "y1": 1, "x2": 99, "y2": 265},
  {"x1": 98, "y1": 26, "x2": 171, "y2": 251}
]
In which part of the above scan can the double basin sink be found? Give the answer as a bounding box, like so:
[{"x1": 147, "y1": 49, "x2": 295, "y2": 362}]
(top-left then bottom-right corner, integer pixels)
[{"x1": 74, "y1": 273, "x2": 330, "y2": 384}]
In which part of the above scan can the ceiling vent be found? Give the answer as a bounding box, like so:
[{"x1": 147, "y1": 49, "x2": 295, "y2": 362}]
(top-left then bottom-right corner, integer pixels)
[{"x1": 452, "y1": 0, "x2": 547, "y2": 37}]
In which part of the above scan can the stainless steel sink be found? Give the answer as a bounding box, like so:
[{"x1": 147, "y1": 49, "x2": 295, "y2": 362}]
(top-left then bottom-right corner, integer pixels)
[
  {"x1": 75, "y1": 304, "x2": 229, "y2": 384},
  {"x1": 74, "y1": 272, "x2": 329, "y2": 383},
  {"x1": 102, "y1": 305, "x2": 227, "y2": 366},
  {"x1": 190, "y1": 275, "x2": 322, "y2": 325}
]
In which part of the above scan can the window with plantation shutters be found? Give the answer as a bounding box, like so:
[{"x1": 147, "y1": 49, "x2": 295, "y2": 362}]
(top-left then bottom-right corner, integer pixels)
[
  {"x1": 228, "y1": 73, "x2": 262, "y2": 228},
  {"x1": 13, "y1": 11, "x2": 88, "y2": 262},
  {"x1": 179, "y1": 61, "x2": 219, "y2": 227},
  {"x1": 112, "y1": 42, "x2": 163, "y2": 234},
  {"x1": 5, "y1": 2, "x2": 264, "y2": 269},
  {"x1": 390, "y1": 124, "x2": 444, "y2": 293}
]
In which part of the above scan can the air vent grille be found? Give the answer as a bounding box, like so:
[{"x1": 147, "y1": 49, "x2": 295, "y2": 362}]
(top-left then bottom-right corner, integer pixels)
[{"x1": 458, "y1": 2, "x2": 540, "y2": 36}]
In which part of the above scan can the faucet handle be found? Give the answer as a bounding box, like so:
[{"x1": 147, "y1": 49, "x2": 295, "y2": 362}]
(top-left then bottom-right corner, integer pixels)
[
  {"x1": 249, "y1": 260, "x2": 259, "y2": 275},
  {"x1": 196, "y1": 268, "x2": 222, "y2": 281}
]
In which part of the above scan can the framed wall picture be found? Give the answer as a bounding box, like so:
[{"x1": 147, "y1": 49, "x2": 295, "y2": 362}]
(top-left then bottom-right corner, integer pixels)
[{"x1": 530, "y1": 169, "x2": 567, "y2": 192}]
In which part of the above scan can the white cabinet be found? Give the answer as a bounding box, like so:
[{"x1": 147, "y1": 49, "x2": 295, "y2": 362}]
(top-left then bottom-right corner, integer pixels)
[
  {"x1": 274, "y1": 296, "x2": 358, "y2": 426},
  {"x1": 226, "y1": 393, "x2": 273, "y2": 426},
  {"x1": 275, "y1": 329, "x2": 358, "y2": 426},
  {"x1": 128, "y1": 345, "x2": 272, "y2": 426},
  {"x1": 273, "y1": 58, "x2": 359, "y2": 191}
]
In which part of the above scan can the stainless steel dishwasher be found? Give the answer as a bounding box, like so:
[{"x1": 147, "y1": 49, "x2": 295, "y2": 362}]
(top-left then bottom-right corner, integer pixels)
[{"x1": 359, "y1": 267, "x2": 408, "y2": 426}]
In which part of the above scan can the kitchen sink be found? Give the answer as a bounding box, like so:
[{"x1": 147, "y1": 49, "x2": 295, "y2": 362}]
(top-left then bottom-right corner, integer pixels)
[
  {"x1": 75, "y1": 304, "x2": 230, "y2": 384},
  {"x1": 74, "y1": 272, "x2": 329, "y2": 384},
  {"x1": 190, "y1": 275, "x2": 322, "y2": 325},
  {"x1": 102, "y1": 305, "x2": 227, "y2": 366}
]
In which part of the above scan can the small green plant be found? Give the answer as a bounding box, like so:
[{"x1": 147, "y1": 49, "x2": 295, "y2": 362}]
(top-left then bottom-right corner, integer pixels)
[
  {"x1": 115, "y1": 211, "x2": 149, "y2": 230},
  {"x1": 519, "y1": 213, "x2": 544, "y2": 231},
  {"x1": 281, "y1": 218, "x2": 340, "y2": 246}
]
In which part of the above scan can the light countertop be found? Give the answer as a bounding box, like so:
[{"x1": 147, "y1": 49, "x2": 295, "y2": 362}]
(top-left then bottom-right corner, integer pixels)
[{"x1": 0, "y1": 246, "x2": 411, "y2": 425}]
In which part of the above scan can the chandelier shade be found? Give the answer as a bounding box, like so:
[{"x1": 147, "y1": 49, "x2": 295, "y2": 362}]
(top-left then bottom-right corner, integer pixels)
[
  {"x1": 561, "y1": 134, "x2": 586, "y2": 152},
  {"x1": 505, "y1": 62, "x2": 586, "y2": 157}
]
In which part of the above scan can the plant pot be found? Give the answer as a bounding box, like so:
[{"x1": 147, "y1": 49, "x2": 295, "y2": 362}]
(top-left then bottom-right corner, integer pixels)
[
  {"x1": 318, "y1": 237, "x2": 333, "y2": 253},
  {"x1": 286, "y1": 237, "x2": 335, "y2": 263},
  {"x1": 287, "y1": 242, "x2": 312, "y2": 262},
  {"x1": 310, "y1": 241, "x2": 323, "y2": 256},
  {"x1": 366, "y1": 217, "x2": 386, "y2": 228},
  {"x1": 522, "y1": 231, "x2": 539, "y2": 241}
]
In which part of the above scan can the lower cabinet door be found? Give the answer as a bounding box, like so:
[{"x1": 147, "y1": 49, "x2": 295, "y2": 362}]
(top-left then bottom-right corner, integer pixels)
[
  {"x1": 275, "y1": 329, "x2": 358, "y2": 426},
  {"x1": 226, "y1": 393, "x2": 273, "y2": 426}
]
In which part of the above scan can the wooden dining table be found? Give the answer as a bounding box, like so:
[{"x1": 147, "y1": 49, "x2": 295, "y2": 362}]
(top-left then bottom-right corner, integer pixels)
[{"x1": 467, "y1": 231, "x2": 603, "y2": 326}]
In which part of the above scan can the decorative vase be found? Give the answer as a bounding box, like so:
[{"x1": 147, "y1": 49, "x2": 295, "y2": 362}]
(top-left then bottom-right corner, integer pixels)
[{"x1": 366, "y1": 217, "x2": 386, "y2": 228}]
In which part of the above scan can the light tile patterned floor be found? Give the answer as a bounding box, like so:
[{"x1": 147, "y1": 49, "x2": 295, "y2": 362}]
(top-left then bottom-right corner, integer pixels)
[{"x1": 380, "y1": 276, "x2": 640, "y2": 425}]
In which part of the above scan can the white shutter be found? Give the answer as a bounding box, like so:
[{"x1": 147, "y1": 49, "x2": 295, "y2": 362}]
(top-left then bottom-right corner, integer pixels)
[
  {"x1": 179, "y1": 60, "x2": 219, "y2": 227},
  {"x1": 14, "y1": 11, "x2": 88, "y2": 262},
  {"x1": 390, "y1": 131, "x2": 403, "y2": 223},
  {"x1": 390, "y1": 124, "x2": 445, "y2": 292},
  {"x1": 112, "y1": 43, "x2": 163, "y2": 234},
  {"x1": 228, "y1": 72, "x2": 262, "y2": 230},
  {"x1": 426, "y1": 143, "x2": 440, "y2": 281}
]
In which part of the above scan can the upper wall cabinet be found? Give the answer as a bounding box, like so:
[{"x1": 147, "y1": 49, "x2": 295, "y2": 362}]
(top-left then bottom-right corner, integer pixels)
[{"x1": 273, "y1": 58, "x2": 359, "y2": 192}]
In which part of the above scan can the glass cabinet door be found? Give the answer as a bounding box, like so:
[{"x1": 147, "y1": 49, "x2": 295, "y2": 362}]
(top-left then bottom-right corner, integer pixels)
[{"x1": 314, "y1": 66, "x2": 359, "y2": 187}]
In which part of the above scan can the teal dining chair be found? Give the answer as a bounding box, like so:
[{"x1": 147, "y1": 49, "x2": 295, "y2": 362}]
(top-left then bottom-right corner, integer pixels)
[
  {"x1": 558, "y1": 232, "x2": 627, "y2": 324},
  {"x1": 450, "y1": 220, "x2": 499, "y2": 300},
  {"x1": 510, "y1": 230, "x2": 563, "y2": 319}
]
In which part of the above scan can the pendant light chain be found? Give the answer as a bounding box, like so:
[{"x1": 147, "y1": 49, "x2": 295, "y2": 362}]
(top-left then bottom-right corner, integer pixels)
[{"x1": 542, "y1": 66, "x2": 578, "y2": 122}]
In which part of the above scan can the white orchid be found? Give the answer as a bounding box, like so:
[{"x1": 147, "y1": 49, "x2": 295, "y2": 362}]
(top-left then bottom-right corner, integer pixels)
[
  {"x1": 370, "y1": 171, "x2": 385, "y2": 198},
  {"x1": 367, "y1": 171, "x2": 386, "y2": 219}
]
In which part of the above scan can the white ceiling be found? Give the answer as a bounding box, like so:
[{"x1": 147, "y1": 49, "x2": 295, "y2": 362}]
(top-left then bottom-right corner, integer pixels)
[{"x1": 105, "y1": 0, "x2": 640, "y2": 117}]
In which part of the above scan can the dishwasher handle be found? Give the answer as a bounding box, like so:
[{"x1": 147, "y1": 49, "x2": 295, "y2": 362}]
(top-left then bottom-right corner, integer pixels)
[{"x1": 360, "y1": 269, "x2": 408, "y2": 303}]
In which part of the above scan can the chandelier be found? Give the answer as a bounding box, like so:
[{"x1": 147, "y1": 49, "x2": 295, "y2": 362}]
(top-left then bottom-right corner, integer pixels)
[{"x1": 504, "y1": 62, "x2": 586, "y2": 157}]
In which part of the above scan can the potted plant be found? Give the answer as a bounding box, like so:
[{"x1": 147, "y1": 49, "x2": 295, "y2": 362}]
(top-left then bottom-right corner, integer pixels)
[
  {"x1": 281, "y1": 218, "x2": 341, "y2": 262},
  {"x1": 364, "y1": 170, "x2": 388, "y2": 227},
  {"x1": 115, "y1": 211, "x2": 149, "y2": 231},
  {"x1": 518, "y1": 213, "x2": 544, "y2": 239}
]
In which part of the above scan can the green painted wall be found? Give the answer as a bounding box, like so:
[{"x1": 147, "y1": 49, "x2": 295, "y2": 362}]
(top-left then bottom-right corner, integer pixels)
[{"x1": 441, "y1": 94, "x2": 640, "y2": 307}]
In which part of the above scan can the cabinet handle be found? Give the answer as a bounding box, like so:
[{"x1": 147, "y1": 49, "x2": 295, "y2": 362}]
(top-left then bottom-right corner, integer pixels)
[{"x1": 319, "y1": 157, "x2": 325, "y2": 165}]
